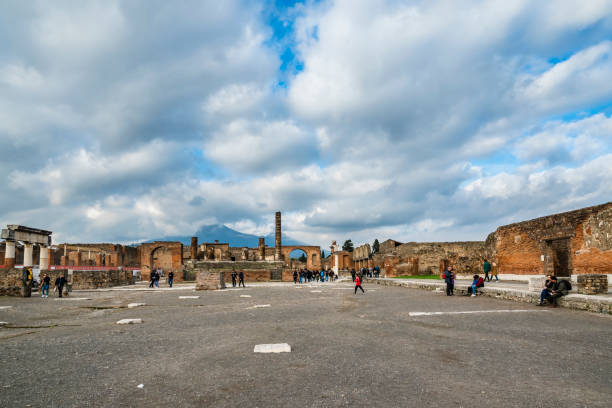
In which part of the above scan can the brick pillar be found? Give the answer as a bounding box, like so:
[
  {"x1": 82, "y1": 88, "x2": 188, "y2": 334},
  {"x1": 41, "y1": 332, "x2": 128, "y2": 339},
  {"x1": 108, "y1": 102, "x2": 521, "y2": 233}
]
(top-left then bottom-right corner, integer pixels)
[
  {"x1": 191, "y1": 237, "x2": 198, "y2": 260},
  {"x1": 258, "y1": 238, "x2": 265, "y2": 260},
  {"x1": 275, "y1": 211, "x2": 282, "y2": 261},
  {"x1": 48, "y1": 248, "x2": 55, "y2": 266},
  {"x1": 60, "y1": 255, "x2": 67, "y2": 266},
  {"x1": 95, "y1": 253, "x2": 102, "y2": 266},
  {"x1": 5, "y1": 240, "x2": 16, "y2": 268}
]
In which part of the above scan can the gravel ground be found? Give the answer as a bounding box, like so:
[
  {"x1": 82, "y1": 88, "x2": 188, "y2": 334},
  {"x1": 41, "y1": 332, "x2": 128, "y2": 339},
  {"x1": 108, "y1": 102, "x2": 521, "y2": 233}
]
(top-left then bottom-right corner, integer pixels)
[{"x1": 1, "y1": 281, "x2": 611, "y2": 407}]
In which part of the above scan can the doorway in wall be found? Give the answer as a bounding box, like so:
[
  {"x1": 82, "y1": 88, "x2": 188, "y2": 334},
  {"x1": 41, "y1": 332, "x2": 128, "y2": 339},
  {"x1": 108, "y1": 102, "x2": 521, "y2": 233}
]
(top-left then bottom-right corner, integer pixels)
[{"x1": 545, "y1": 238, "x2": 572, "y2": 277}]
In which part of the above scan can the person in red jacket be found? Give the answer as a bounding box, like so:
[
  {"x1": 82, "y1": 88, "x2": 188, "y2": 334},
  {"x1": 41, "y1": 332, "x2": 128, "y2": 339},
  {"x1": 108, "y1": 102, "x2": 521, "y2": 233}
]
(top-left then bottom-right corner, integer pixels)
[{"x1": 354, "y1": 275, "x2": 365, "y2": 295}]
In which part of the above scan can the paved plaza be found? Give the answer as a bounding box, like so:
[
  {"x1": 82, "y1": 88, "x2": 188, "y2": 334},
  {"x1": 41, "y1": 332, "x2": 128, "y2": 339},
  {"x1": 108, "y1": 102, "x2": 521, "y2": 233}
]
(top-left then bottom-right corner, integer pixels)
[{"x1": 1, "y1": 281, "x2": 611, "y2": 407}]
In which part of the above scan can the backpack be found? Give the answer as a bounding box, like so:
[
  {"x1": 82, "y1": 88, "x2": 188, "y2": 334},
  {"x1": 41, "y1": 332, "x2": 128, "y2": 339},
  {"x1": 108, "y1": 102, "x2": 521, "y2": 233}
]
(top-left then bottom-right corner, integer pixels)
[{"x1": 560, "y1": 279, "x2": 572, "y2": 291}]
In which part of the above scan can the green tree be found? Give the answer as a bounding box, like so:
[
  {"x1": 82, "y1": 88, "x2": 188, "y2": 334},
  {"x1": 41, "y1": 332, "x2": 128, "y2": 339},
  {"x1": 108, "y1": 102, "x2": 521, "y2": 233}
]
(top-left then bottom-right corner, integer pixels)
[
  {"x1": 298, "y1": 253, "x2": 307, "y2": 262},
  {"x1": 321, "y1": 249, "x2": 325, "y2": 259},
  {"x1": 342, "y1": 239, "x2": 354, "y2": 252},
  {"x1": 373, "y1": 239, "x2": 380, "y2": 253}
]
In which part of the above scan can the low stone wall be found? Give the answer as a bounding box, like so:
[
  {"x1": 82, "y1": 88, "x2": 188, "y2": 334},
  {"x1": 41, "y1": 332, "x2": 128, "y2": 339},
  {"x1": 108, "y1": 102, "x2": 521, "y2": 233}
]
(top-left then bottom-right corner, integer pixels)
[
  {"x1": 188, "y1": 261, "x2": 284, "y2": 288},
  {"x1": 372, "y1": 278, "x2": 612, "y2": 314},
  {"x1": 0, "y1": 268, "x2": 24, "y2": 296},
  {"x1": 44, "y1": 269, "x2": 134, "y2": 290},
  {"x1": 577, "y1": 274, "x2": 608, "y2": 295},
  {"x1": 196, "y1": 271, "x2": 225, "y2": 290}
]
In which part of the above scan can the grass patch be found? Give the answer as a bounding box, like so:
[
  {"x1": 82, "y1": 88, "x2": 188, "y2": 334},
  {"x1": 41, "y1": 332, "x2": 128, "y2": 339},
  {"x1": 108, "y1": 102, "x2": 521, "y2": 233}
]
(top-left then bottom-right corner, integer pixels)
[{"x1": 392, "y1": 275, "x2": 441, "y2": 280}]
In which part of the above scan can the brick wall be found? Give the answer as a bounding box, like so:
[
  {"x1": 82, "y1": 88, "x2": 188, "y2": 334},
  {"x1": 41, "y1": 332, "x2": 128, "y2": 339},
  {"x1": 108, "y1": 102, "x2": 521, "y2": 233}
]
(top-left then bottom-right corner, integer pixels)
[
  {"x1": 188, "y1": 261, "x2": 284, "y2": 285},
  {"x1": 0, "y1": 268, "x2": 24, "y2": 296},
  {"x1": 41, "y1": 269, "x2": 134, "y2": 290}
]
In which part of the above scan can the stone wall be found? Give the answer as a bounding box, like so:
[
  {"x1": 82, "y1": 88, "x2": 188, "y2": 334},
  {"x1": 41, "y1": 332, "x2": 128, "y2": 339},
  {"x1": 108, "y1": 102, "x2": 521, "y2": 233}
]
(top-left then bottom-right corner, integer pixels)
[
  {"x1": 42, "y1": 269, "x2": 134, "y2": 290},
  {"x1": 138, "y1": 242, "x2": 183, "y2": 281},
  {"x1": 374, "y1": 241, "x2": 486, "y2": 277},
  {"x1": 492, "y1": 202, "x2": 612, "y2": 276},
  {"x1": 577, "y1": 274, "x2": 608, "y2": 295},
  {"x1": 196, "y1": 271, "x2": 225, "y2": 290},
  {"x1": 0, "y1": 268, "x2": 24, "y2": 296},
  {"x1": 188, "y1": 261, "x2": 284, "y2": 286}
]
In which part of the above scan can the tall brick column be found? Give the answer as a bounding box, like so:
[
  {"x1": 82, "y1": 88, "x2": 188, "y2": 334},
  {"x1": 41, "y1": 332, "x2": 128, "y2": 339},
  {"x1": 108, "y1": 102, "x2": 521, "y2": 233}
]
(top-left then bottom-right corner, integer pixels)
[
  {"x1": 275, "y1": 212, "x2": 282, "y2": 261},
  {"x1": 258, "y1": 237, "x2": 265, "y2": 260},
  {"x1": 191, "y1": 237, "x2": 198, "y2": 260},
  {"x1": 39, "y1": 246, "x2": 49, "y2": 270}
]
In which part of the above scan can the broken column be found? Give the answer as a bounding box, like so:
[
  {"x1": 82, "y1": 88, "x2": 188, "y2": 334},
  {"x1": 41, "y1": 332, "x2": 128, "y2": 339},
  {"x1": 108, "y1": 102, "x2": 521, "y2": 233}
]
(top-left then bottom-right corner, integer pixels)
[
  {"x1": 191, "y1": 237, "x2": 198, "y2": 260},
  {"x1": 258, "y1": 237, "x2": 265, "y2": 260},
  {"x1": 4, "y1": 240, "x2": 15, "y2": 268},
  {"x1": 275, "y1": 211, "x2": 282, "y2": 261}
]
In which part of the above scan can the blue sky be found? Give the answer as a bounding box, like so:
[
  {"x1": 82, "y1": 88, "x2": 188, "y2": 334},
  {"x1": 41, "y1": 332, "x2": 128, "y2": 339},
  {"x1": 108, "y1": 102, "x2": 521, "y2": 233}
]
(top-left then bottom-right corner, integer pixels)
[{"x1": 0, "y1": 0, "x2": 611, "y2": 247}]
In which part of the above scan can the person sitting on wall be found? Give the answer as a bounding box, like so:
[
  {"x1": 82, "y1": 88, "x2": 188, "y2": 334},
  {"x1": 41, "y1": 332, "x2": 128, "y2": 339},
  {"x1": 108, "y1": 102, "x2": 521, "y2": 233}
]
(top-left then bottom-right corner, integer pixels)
[
  {"x1": 549, "y1": 276, "x2": 571, "y2": 308},
  {"x1": 468, "y1": 274, "x2": 485, "y2": 296},
  {"x1": 537, "y1": 275, "x2": 554, "y2": 306}
]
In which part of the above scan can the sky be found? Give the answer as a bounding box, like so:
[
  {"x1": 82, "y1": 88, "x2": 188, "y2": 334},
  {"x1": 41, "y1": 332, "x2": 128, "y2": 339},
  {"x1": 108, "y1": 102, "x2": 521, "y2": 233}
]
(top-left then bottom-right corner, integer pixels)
[{"x1": 1, "y1": 0, "x2": 611, "y2": 248}]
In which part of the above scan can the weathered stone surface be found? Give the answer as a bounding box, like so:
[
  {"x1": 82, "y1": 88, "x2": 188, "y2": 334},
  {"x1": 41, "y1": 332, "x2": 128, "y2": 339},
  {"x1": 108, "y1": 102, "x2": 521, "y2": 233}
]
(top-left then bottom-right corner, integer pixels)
[
  {"x1": 128, "y1": 303, "x2": 146, "y2": 308},
  {"x1": 577, "y1": 274, "x2": 608, "y2": 295},
  {"x1": 116, "y1": 318, "x2": 143, "y2": 324}
]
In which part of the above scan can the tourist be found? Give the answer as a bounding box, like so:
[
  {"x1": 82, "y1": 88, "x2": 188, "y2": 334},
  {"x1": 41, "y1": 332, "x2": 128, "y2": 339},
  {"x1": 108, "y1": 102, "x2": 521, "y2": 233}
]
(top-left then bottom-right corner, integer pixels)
[
  {"x1": 154, "y1": 270, "x2": 160, "y2": 288},
  {"x1": 238, "y1": 271, "x2": 245, "y2": 288},
  {"x1": 537, "y1": 275, "x2": 554, "y2": 306},
  {"x1": 483, "y1": 259, "x2": 491, "y2": 282},
  {"x1": 468, "y1": 274, "x2": 484, "y2": 296},
  {"x1": 490, "y1": 263, "x2": 499, "y2": 282},
  {"x1": 549, "y1": 276, "x2": 571, "y2": 308},
  {"x1": 354, "y1": 274, "x2": 365, "y2": 295},
  {"x1": 55, "y1": 274, "x2": 67, "y2": 298},
  {"x1": 325, "y1": 269, "x2": 329, "y2": 282},
  {"x1": 329, "y1": 270, "x2": 335, "y2": 282},
  {"x1": 444, "y1": 266, "x2": 454, "y2": 296},
  {"x1": 168, "y1": 271, "x2": 174, "y2": 288},
  {"x1": 41, "y1": 273, "x2": 50, "y2": 298},
  {"x1": 351, "y1": 269, "x2": 356, "y2": 282},
  {"x1": 149, "y1": 271, "x2": 155, "y2": 288},
  {"x1": 374, "y1": 266, "x2": 380, "y2": 278},
  {"x1": 320, "y1": 269, "x2": 325, "y2": 283},
  {"x1": 293, "y1": 269, "x2": 298, "y2": 284},
  {"x1": 231, "y1": 271, "x2": 238, "y2": 287},
  {"x1": 299, "y1": 270, "x2": 303, "y2": 284}
]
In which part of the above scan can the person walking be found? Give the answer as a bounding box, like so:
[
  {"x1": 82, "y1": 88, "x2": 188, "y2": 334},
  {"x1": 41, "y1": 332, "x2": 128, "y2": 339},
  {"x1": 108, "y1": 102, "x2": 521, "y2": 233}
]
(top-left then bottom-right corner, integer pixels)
[
  {"x1": 320, "y1": 270, "x2": 325, "y2": 283},
  {"x1": 351, "y1": 269, "x2": 356, "y2": 282},
  {"x1": 354, "y1": 274, "x2": 365, "y2": 295},
  {"x1": 444, "y1": 266, "x2": 454, "y2": 296},
  {"x1": 293, "y1": 269, "x2": 298, "y2": 284},
  {"x1": 329, "y1": 270, "x2": 335, "y2": 282},
  {"x1": 154, "y1": 270, "x2": 160, "y2": 288},
  {"x1": 490, "y1": 263, "x2": 499, "y2": 282},
  {"x1": 167, "y1": 271, "x2": 174, "y2": 288},
  {"x1": 231, "y1": 271, "x2": 238, "y2": 288},
  {"x1": 55, "y1": 274, "x2": 67, "y2": 298},
  {"x1": 149, "y1": 271, "x2": 155, "y2": 288},
  {"x1": 41, "y1": 273, "x2": 50, "y2": 298},
  {"x1": 483, "y1": 259, "x2": 491, "y2": 282},
  {"x1": 238, "y1": 271, "x2": 245, "y2": 288}
]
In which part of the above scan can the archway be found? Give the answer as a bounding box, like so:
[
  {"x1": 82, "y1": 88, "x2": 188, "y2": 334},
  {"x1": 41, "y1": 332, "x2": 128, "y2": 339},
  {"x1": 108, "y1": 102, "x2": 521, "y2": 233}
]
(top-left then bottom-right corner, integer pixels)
[{"x1": 289, "y1": 248, "x2": 307, "y2": 270}]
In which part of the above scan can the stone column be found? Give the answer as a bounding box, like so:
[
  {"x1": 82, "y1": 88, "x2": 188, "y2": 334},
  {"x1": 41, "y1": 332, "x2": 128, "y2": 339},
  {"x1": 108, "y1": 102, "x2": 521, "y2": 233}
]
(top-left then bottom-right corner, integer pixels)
[
  {"x1": 95, "y1": 253, "x2": 102, "y2": 266},
  {"x1": 5, "y1": 240, "x2": 16, "y2": 268},
  {"x1": 275, "y1": 211, "x2": 282, "y2": 261},
  {"x1": 39, "y1": 246, "x2": 49, "y2": 270},
  {"x1": 60, "y1": 255, "x2": 67, "y2": 266},
  {"x1": 23, "y1": 243, "x2": 33, "y2": 267},
  {"x1": 258, "y1": 237, "x2": 265, "y2": 260},
  {"x1": 191, "y1": 237, "x2": 198, "y2": 260}
]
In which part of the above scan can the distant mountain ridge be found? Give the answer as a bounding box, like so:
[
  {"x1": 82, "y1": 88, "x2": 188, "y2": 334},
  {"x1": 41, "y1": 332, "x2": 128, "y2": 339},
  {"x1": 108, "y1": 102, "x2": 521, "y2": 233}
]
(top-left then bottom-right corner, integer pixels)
[{"x1": 145, "y1": 224, "x2": 305, "y2": 247}]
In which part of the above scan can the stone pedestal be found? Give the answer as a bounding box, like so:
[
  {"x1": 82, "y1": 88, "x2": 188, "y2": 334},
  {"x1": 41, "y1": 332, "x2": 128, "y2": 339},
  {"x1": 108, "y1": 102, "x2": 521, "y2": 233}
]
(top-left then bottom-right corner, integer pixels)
[
  {"x1": 529, "y1": 277, "x2": 547, "y2": 292},
  {"x1": 196, "y1": 271, "x2": 225, "y2": 290},
  {"x1": 577, "y1": 274, "x2": 608, "y2": 295}
]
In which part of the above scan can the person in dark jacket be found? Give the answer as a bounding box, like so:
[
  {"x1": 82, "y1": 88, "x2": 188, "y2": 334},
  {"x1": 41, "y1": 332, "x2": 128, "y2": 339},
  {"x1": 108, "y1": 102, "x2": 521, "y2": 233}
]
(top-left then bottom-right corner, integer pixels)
[
  {"x1": 238, "y1": 271, "x2": 245, "y2": 288},
  {"x1": 483, "y1": 259, "x2": 491, "y2": 282},
  {"x1": 231, "y1": 271, "x2": 238, "y2": 287},
  {"x1": 444, "y1": 266, "x2": 454, "y2": 296},
  {"x1": 537, "y1": 275, "x2": 554, "y2": 306},
  {"x1": 55, "y1": 274, "x2": 67, "y2": 298},
  {"x1": 149, "y1": 271, "x2": 155, "y2": 288},
  {"x1": 154, "y1": 270, "x2": 160, "y2": 288},
  {"x1": 469, "y1": 274, "x2": 484, "y2": 296},
  {"x1": 550, "y1": 277, "x2": 570, "y2": 308},
  {"x1": 354, "y1": 275, "x2": 365, "y2": 294},
  {"x1": 351, "y1": 269, "x2": 356, "y2": 282},
  {"x1": 41, "y1": 273, "x2": 51, "y2": 298},
  {"x1": 167, "y1": 271, "x2": 174, "y2": 288}
]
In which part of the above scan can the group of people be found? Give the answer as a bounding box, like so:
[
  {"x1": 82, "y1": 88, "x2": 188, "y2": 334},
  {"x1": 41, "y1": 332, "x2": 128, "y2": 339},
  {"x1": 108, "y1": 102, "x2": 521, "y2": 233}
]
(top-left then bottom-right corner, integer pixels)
[
  {"x1": 230, "y1": 271, "x2": 245, "y2": 287},
  {"x1": 537, "y1": 275, "x2": 571, "y2": 307},
  {"x1": 38, "y1": 272, "x2": 67, "y2": 298},
  {"x1": 443, "y1": 259, "x2": 498, "y2": 297},
  {"x1": 292, "y1": 269, "x2": 336, "y2": 284},
  {"x1": 149, "y1": 269, "x2": 174, "y2": 288},
  {"x1": 358, "y1": 266, "x2": 380, "y2": 278}
]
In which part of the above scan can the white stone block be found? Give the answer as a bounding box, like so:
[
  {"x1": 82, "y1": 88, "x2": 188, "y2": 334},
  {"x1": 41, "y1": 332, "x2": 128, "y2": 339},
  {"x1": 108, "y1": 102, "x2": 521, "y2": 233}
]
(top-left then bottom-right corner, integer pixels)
[
  {"x1": 240, "y1": 295, "x2": 251, "y2": 298},
  {"x1": 137, "y1": 384, "x2": 144, "y2": 389},
  {"x1": 116, "y1": 318, "x2": 143, "y2": 325},
  {"x1": 0, "y1": 306, "x2": 13, "y2": 310},
  {"x1": 0, "y1": 321, "x2": 8, "y2": 326},
  {"x1": 247, "y1": 304, "x2": 271, "y2": 309},
  {"x1": 253, "y1": 343, "x2": 291, "y2": 353},
  {"x1": 178, "y1": 296, "x2": 200, "y2": 299},
  {"x1": 128, "y1": 303, "x2": 146, "y2": 308},
  {"x1": 310, "y1": 290, "x2": 322, "y2": 293}
]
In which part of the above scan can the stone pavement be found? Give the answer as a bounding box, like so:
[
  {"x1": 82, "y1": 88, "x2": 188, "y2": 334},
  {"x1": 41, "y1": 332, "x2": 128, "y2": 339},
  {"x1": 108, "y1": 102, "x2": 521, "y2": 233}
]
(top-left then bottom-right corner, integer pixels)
[{"x1": 371, "y1": 277, "x2": 612, "y2": 314}]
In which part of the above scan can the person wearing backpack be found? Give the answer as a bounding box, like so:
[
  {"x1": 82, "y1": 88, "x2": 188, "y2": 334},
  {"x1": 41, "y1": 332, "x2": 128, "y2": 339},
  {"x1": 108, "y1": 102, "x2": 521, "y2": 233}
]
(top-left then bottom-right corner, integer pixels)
[
  {"x1": 550, "y1": 276, "x2": 571, "y2": 308},
  {"x1": 468, "y1": 274, "x2": 484, "y2": 296},
  {"x1": 537, "y1": 275, "x2": 554, "y2": 306}
]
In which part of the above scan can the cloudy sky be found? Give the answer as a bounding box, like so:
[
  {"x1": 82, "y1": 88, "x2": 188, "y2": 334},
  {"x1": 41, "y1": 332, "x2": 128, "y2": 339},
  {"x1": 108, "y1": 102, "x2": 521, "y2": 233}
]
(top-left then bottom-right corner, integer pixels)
[{"x1": 1, "y1": 0, "x2": 611, "y2": 247}]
